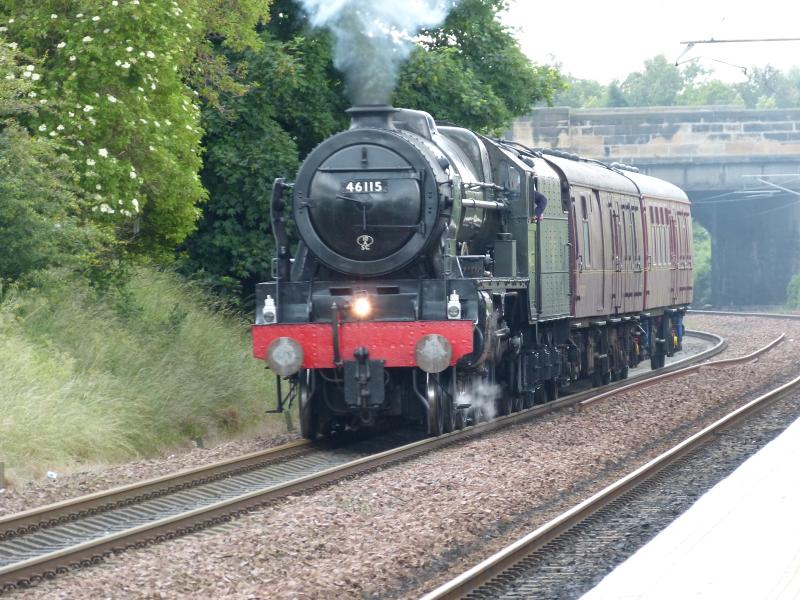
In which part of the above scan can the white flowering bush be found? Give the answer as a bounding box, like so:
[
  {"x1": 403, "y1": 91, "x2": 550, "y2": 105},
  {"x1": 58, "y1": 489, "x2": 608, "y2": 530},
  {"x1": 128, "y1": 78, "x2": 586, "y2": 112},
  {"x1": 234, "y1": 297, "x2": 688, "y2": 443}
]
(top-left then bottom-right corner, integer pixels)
[
  {"x1": 0, "y1": 33, "x2": 34, "y2": 115},
  {"x1": 1, "y1": 1, "x2": 211, "y2": 256},
  {"x1": 0, "y1": 38, "x2": 105, "y2": 284}
]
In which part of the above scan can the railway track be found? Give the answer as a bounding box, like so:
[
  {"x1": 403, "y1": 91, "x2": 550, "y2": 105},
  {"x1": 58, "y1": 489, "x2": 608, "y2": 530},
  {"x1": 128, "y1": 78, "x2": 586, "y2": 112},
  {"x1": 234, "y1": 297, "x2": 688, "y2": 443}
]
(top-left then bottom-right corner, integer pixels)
[
  {"x1": 689, "y1": 308, "x2": 800, "y2": 320},
  {"x1": 0, "y1": 330, "x2": 724, "y2": 593},
  {"x1": 419, "y1": 331, "x2": 795, "y2": 600}
]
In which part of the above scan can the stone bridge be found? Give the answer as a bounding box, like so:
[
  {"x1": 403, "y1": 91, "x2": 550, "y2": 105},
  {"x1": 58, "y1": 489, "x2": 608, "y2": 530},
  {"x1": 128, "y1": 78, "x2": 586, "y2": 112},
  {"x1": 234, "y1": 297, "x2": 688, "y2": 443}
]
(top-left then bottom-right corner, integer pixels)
[{"x1": 509, "y1": 106, "x2": 800, "y2": 306}]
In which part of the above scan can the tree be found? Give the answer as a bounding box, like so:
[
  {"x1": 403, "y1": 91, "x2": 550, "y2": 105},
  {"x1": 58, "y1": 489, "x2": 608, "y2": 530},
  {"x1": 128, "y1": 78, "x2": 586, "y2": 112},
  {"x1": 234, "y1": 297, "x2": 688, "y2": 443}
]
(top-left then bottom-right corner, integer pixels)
[
  {"x1": 604, "y1": 81, "x2": 628, "y2": 107},
  {"x1": 0, "y1": 1, "x2": 268, "y2": 259},
  {"x1": 393, "y1": 47, "x2": 512, "y2": 131},
  {"x1": 0, "y1": 38, "x2": 102, "y2": 284},
  {"x1": 183, "y1": 18, "x2": 348, "y2": 294},
  {"x1": 555, "y1": 55, "x2": 758, "y2": 109},
  {"x1": 786, "y1": 273, "x2": 800, "y2": 310},
  {"x1": 552, "y1": 76, "x2": 606, "y2": 108},
  {"x1": 620, "y1": 55, "x2": 687, "y2": 106},
  {"x1": 679, "y1": 79, "x2": 744, "y2": 107},
  {"x1": 398, "y1": 0, "x2": 562, "y2": 132},
  {"x1": 692, "y1": 223, "x2": 712, "y2": 305},
  {"x1": 738, "y1": 65, "x2": 800, "y2": 109}
]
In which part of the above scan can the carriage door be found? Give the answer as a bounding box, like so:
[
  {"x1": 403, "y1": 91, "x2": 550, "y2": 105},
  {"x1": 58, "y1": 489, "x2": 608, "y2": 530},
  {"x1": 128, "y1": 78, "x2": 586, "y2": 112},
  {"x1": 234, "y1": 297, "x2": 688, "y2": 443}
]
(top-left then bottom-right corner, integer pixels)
[
  {"x1": 669, "y1": 208, "x2": 679, "y2": 304},
  {"x1": 593, "y1": 190, "x2": 607, "y2": 312},
  {"x1": 610, "y1": 195, "x2": 624, "y2": 314}
]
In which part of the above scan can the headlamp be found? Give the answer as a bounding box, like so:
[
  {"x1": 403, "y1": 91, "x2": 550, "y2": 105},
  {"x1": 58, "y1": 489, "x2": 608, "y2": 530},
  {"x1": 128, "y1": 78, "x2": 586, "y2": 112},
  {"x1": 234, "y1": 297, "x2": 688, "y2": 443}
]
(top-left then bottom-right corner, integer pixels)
[{"x1": 352, "y1": 293, "x2": 371, "y2": 319}]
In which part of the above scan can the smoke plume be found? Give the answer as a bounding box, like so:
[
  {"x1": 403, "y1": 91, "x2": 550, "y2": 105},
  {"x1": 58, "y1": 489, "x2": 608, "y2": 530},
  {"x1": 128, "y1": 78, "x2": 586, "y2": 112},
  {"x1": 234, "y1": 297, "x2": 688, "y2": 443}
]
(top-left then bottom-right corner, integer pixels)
[
  {"x1": 458, "y1": 381, "x2": 501, "y2": 423},
  {"x1": 299, "y1": 0, "x2": 457, "y2": 105}
]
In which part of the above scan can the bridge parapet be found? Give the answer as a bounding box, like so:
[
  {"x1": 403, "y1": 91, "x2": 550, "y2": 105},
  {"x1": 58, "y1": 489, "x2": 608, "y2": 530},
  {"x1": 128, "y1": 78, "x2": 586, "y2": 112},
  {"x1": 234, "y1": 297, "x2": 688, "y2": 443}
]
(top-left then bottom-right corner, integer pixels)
[
  {"x1": 511, "y1": 106, "x2": 800, "y2": 194},
  {"x1": 511, "y1": 106, "x2": 800, "y2": 161}
]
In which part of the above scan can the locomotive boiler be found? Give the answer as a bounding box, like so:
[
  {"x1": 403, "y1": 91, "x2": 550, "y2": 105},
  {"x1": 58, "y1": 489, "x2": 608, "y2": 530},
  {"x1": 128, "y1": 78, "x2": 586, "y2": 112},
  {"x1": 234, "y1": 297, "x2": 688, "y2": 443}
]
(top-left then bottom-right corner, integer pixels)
[{"x1": 252, "y1": 106, "x2": 693, "y2": 438}]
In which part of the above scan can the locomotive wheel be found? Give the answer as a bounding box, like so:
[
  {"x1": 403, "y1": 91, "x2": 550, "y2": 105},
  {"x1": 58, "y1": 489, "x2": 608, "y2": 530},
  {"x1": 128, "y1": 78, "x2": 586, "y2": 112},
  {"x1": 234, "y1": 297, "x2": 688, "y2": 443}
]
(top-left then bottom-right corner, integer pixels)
[
  {"x1": 298, "y1": 371, "x2": 318, "y2": 441},
  {"x1": 665, "y1": 318, "x2": 675, "y2": 357},
  {"x1": 534, "y1": 385, "x2": 546, "y2": 405},
  {"x1": 497, "y1": 391, "x2": 512, "y2": 416},
  {"x1": 544, "y1": 378, "x2": 559, "y2": 402},
  {"x1": 441, "y1": 371, "x2": 456, "y2": 434},
  {"x1": 591, "y1": 371, "x2": 602, "y2": 387},
  {"x1": 444, "y1": 398, "x2": 455, "y2": 433},
  {"x1": 522, "y1": 391, "x2": 535, "y2": 409},
  {"x1": 425, "y1": 373, "x2": 444, "y2": 436},
  {"x1": 650, "y1": 352, "x2": 666, "y2": 369}
]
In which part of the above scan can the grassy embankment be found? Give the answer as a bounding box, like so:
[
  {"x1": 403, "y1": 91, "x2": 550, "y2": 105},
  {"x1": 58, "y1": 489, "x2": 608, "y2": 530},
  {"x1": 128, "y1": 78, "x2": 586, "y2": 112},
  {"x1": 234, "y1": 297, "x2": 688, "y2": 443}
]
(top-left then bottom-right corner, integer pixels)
[{"x1": 0, "y1": 267, "x2": 283, "y2": 482}]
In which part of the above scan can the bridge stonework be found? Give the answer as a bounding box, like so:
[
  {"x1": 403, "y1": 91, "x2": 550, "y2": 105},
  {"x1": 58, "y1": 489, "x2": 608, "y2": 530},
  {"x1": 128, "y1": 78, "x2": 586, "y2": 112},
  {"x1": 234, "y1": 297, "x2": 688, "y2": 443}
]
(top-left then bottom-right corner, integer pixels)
[{"x1": 510, "y1": 107, "x2": 800, "y2": 306}]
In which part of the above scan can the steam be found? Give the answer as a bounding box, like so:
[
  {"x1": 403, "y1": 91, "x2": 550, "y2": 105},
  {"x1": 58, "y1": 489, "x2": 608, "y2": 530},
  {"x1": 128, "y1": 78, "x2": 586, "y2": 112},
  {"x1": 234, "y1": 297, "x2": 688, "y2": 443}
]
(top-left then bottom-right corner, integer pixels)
[
  {"x1": 458, "y1": 381, "x2": 501, "y2": 423},
  {"x1": 299, "y1": 0, "x2": 457, "y2": 105}
]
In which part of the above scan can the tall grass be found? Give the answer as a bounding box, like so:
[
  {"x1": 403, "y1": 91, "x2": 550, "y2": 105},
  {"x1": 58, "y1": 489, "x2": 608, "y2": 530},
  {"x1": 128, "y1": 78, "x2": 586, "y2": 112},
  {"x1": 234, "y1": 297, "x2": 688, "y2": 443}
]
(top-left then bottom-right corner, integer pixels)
[{"x1": 0, "y1": 267, "x2": 281, "y2": 480}]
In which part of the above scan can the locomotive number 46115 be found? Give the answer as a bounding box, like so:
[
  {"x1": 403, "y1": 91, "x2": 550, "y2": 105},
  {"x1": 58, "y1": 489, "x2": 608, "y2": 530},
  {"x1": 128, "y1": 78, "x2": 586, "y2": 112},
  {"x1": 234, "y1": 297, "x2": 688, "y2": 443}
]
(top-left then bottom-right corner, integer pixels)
[{"x1": 343, "y1": 180, "x2": 388, "y2": 193}]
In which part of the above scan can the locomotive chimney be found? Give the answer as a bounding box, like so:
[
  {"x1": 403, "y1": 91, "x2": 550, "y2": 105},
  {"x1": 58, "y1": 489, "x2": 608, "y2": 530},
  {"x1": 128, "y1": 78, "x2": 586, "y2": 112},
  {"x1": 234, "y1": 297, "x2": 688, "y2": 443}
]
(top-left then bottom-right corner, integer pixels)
[{"x1": 347, "y1": 105, "x2": 397, "y2": 130}]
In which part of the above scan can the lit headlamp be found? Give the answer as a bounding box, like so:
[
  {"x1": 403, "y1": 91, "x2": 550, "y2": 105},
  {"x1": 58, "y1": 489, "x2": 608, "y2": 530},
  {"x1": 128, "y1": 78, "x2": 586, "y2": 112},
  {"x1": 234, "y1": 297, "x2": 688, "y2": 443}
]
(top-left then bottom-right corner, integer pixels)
[{"x1": 351, "y1": 292, "x2": 371, "y2": 319}]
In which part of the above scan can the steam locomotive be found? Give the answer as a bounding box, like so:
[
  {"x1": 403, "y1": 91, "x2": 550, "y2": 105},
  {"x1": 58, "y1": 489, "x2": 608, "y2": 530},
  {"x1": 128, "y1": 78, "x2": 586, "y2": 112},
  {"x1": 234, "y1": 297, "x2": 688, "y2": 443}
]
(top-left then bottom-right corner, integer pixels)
[{"x1": 252, "y1": 106, "x2": 693, "y2": 439}]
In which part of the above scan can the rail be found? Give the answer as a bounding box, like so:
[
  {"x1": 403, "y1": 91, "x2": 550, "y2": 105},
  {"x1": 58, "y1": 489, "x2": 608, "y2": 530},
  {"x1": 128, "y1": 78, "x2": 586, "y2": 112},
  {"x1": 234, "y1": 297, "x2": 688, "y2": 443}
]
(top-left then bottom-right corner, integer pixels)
[{"x1": 579, "y1": 332, "x2": 784, "y2": 410}]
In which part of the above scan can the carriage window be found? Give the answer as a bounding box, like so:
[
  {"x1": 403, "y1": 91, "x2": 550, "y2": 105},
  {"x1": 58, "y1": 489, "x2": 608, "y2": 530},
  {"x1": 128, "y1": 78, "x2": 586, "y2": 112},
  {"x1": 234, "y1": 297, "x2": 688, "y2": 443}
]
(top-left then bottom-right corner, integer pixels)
[
  {"x1": 656, "y1": 224, "x2": 662, "y2": 265},
  {"x1": 580, "y1": 195, "x2": 591, "y2": 267},
  {"x1": 583, "y1": 222, "x2": 591, "y2": 268},
  {"x1": 629, "y1": 207, "x2": 637, "y2": 260},
  {"x1": 621, "y1": 210, "x2": 628, "y2": 260}
]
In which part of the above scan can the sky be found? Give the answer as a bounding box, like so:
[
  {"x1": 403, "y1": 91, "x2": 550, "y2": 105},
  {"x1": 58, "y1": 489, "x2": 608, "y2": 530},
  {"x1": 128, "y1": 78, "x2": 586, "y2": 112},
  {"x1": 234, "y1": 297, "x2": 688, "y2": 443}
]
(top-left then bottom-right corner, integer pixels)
[{"x1": 501, "y1": 0, "x2": 800, "y2": 84}]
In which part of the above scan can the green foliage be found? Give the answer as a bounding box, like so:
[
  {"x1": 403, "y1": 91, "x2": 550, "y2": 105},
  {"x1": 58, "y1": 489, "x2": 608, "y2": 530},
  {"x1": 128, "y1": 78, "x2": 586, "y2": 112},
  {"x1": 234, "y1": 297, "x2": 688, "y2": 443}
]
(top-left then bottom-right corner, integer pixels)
[
  {"x1": 604, "y1": 82, "x2": 628, "y2": 107},
  {"x1": 0, "y1": 267, "x2": 281, "y2": 477},
  {"x1": 0, "y1": 122, "x2": 101, "y2": 283},
  {"x1": 1, "y1": 1, "x2": 270, "y2": 260},
  {"x1": 0, "y1": 40, "x2": 104, "y2": 285},
  {"x1": 1, "y1": 1, "x2": 207, "y2": 258},
  {"x1": 738, "y1": 65, "x2": 800, "y2": 109},
  {"x1": 394, "y1": 47, "x2": 511, "y2": 131},
  {"x1": 551, "y1": 76, "x2": 606, "y2": 108},
  {"x1": 620, "y1": 55, "x2": 687, "y2": 106},
  {"x1": 786, "y1": 273, "x2": 800, "y2": 310},
  {"x1": 401, "y1": 0, "x2": 562, "y2": 132},
  {"x1": 184, "y1": 30, "x2": 347, "y2": 293},
  {"x1": 188, "y1": 0, "x2": 270, "y2": 108},
  {"x1": 0, "y1": 33, "x2": 34, "y2": 116},
  {"x1": 692, "y1": 222, "x2": 712, "y2": 305},
  {"x1": 553, "y1": 54, "x2": 800, "y2": 109},
  {"x1": 678, "y1": 79, "x2": 744, "y2": 107}
]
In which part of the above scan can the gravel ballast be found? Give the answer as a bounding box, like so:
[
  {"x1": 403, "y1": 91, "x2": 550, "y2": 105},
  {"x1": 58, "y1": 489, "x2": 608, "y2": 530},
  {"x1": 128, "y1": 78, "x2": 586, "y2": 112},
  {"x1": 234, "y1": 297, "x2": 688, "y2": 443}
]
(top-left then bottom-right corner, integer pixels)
[
  {"x1": 9, "y1": 314, "x2": 800, "y2": 599},
  {"x1": 465, "y1": 386, "x2": 800, "y2": 600}
]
